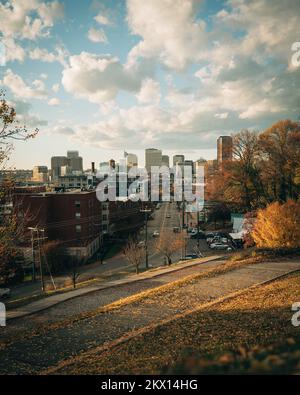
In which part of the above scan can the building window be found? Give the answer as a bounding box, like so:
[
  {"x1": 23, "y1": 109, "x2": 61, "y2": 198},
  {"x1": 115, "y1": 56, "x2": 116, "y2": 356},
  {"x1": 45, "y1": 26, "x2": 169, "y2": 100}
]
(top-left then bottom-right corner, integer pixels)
[
  {"x1": 76, "y1": 225, "x2": 81, "y2": 233},
  {"x1": 75, "y1": 200, "x2": 80, "y2": 208},
  {"x1": 102, "y1": 214, "x2": 107, "y2": 221},
  {"x1": 75, "y1": 212, "x2": 81, "y2": 219}
]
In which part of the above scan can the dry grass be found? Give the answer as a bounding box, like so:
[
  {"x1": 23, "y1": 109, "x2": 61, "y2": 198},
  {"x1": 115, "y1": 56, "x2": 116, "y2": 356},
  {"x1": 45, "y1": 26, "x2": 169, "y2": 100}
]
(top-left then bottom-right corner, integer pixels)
[{"x1": 44, "y1": 272, "x2": 300, "y2": 375}]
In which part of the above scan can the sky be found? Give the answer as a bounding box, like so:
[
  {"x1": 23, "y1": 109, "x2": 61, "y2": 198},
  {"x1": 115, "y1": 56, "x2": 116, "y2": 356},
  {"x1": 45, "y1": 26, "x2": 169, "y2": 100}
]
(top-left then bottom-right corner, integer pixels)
[{"x1": 0, "y1": 0, "x2": 300, "y2": 169}]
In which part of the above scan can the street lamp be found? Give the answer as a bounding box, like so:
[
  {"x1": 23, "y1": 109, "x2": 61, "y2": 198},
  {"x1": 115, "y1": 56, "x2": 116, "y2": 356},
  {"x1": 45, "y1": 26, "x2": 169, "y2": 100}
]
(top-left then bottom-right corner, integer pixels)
[{"x1": 140, "y1": 207, "x2": 152, "y2": 269}]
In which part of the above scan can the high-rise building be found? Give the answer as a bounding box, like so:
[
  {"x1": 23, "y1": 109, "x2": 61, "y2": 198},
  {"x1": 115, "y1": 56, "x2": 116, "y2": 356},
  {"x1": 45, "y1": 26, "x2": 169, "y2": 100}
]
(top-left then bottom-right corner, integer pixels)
[
  {"x1": 51, "y1": 156, "x2": 69, "y2": 180},
  {"x1": 173, "y1": 154, "x2": 185, "y2": 167},
  {"x1": 124, "y1": 152, "x2": 138, "y2": 168},
  {"x1": 162, "y1": 155, "x2": 169, "y2": 167},
  {"x1": 145, "y1": 148, "x2": 162, "y2": 172},
  {"x1": 51, "y1": 152, "x2": 83, "y2": 181},
  {"x1": 217, "y1": 136, "x2": 233, "y2": 165},
  {"x1": 67, "y1": 150, "x2": 83, "y2": 173}
]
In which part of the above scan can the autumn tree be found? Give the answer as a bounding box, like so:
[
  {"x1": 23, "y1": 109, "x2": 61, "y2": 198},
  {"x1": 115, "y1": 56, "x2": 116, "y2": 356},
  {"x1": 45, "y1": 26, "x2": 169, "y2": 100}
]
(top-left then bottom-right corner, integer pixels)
[
  {"x1": 259, "y1": 120, "x2": 300, "y2": 202},
  {"x1": 0, "y1": 90, "x2": 38, "y2": 282},
  {"x1": 206, "y1": 130, "x2": 266, "y2": 211},
  {"x1": 251, "y1": 200, "x2": 300, "y2": 249},
  {"x1": 123, "y1": 238, "x2": 144, "y2": 274},
  {"x1": 156, "y1": 230, "x2": 185, "y2": 265}
]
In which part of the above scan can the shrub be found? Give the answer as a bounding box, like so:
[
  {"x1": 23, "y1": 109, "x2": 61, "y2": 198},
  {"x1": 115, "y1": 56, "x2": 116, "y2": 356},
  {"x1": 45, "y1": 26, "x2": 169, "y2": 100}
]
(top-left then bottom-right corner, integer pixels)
[{"x1": 251, "y1": 200, "x2": 300, "y2": 248}]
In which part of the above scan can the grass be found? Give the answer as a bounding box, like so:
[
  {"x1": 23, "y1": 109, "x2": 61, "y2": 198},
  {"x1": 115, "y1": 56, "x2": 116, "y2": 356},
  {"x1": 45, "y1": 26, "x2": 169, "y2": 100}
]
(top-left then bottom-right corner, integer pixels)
[{"x1": 47, "y1": 272, "x2": 300, "y2": 375}]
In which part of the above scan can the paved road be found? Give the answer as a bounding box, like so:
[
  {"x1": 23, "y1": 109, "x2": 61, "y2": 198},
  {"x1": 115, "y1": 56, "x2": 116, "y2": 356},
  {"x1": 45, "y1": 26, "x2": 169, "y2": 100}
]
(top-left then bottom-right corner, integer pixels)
[
  {"x1": 8, "y1": 202, "x2": 209, "y2": 301},
  {"x1": 0, "y1": 259, "x2": 299, "y2": 374}
]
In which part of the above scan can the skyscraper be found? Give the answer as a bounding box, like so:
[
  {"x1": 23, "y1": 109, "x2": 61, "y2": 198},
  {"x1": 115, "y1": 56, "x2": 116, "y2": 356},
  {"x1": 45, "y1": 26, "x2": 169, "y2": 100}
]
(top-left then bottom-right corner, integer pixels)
[
  {"x1": 124, "y1": 152, "x2": 138, "y2": 168},
  {"x1": 145, "y1": 148, "x2": 162, "y2": 172},
  {"x1": 217, "y1": 136, "x2": 233, "y2": 165},
  {"x1": 67, "y1": 151, "x2": 83, "y2": 173},
  {"x1": 162, "y1": 155, "x2": 169, "y2": 167},
  {"x1": 51, "y1": 156, "x2": 69, "y2": 180},
  {"x1": 173, "y1": 154, "x2": 185, "y2": 167}
]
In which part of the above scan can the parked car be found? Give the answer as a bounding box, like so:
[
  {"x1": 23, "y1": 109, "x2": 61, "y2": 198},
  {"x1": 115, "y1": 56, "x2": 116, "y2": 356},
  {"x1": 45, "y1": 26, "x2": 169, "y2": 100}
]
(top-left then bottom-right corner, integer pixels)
[
  {"x1": 0, "y1": 288, "x2": 10, "y2": 299},
  {"x1": 166, "y1": 214, "x2": 171, "y2": 218},
  {"x1": 205, "y1": 233, "x2": 216, "y2": 244},
  {"x1": 209, "y1": 242, "x2": 232, "y2": 251},
  {"x1": 137, "y1": 241, "x2": 145, "y2": 248},
  {"x1": 173, "y1": 226, "x2": 180, "y2": 233},
  {"x1": 190, "y1": 231, "x2": 206, "y2": 239},
  {"x1": 152, "y1": 230, "x2": 160, "y2": 237}
]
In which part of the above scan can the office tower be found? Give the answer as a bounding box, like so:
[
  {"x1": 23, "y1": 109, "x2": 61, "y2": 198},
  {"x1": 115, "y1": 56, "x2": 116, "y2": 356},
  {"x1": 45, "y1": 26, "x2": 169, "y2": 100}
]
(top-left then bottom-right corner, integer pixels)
[
  {"x1": 51, "y1": 156, "x2": 69, "y2": 180},
  {"x1": 145, "y1": 148, "x2": 162, "y2": 172},
  {"x1": 217, "y1": 136, "x2": 233, "y2": 165},
  {"x1": 124, "y1": 152, "x2": 138, "y2": 168},
  {"x1": 67, "y1": 150, "x2": 83, "y2": 173},
  {"x1": 162, "y1": 155, "x2": 170, "y2": 167},
  {"x1": 173, "y1": 154, "x2": 185, "y2": 167}
]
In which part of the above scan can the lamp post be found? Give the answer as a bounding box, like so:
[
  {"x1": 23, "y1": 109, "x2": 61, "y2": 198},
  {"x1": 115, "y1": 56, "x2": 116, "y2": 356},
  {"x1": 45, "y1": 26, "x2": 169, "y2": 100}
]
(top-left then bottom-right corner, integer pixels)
[{"x1": 140, "y1": 207, "x2": 152, "y2": 269}]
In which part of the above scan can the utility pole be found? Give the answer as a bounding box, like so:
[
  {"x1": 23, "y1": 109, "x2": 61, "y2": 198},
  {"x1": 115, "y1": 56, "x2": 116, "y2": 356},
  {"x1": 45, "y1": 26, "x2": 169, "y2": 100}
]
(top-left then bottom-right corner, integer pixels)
[
  {"x1": 140, "y1": 207, "x2": 152, "y2": 269},
  {"x1": 182, "y1": 200, "x2": 185, "y2": 229},
  {"x1": 29, "y1": 228, "x2": 36, "y2": 281},
  {"x1": 28, "y1": 227, "x2": 47, "y2": 291},
  {"x1": 197, "y1": 209, "x2": 200, "y2": 249}
]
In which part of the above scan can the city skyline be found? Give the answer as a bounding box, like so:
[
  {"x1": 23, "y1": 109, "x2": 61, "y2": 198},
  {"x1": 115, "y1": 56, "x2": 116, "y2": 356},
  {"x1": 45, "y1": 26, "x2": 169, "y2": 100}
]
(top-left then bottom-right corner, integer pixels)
[{"x1": 1, "y1": 0, "x2": 299, "y2": 169}]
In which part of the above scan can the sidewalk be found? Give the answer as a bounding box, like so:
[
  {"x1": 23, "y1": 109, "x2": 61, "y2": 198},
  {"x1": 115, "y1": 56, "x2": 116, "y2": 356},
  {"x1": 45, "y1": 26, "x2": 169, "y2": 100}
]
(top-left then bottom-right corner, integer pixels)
[{"x1": 6, "y1": 255, "x2": 223, "y2": 320}]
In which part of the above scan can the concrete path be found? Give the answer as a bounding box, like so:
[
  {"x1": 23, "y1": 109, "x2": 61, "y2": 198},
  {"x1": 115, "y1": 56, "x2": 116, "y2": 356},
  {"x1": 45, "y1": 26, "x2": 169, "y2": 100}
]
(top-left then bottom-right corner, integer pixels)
[
  {"x1": 0, "y1": 259, "x2": 299, "y2": 374},
  {"x1": 6, "y1": 255, "x2": 223, "y2": 320}
]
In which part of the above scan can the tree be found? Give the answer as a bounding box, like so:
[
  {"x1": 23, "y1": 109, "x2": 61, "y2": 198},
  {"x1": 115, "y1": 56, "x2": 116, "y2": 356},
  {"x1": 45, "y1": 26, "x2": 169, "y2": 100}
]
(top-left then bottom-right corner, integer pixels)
[
  {"x1": 42, "y1": 240, "x2": 65, "y2": 274},
  {"x1": 251, "y1": 200, "x2": 300, "y2": 249},
  {"x1": 259, "y1": 120, "x2": 300, "y2": 202},
  {"x1": 66, "y1": 255, "x2": 82, "y2": 288},
  {"x1": 206, "y1": 130, "x2": 266, "y2": 211},
  {"x1": 123, "y1": 238, "x2": 144, "y2": 274},
  {"x1": 208, "y1": 203, "x2": 231, "y2": 229},
  {"x1": 0, "y1": 90, "x2": 38, "y2": 145},
  {"x1": 0, "y1": 90, "x2": 38, "y2": 282},
  {"x1": 156, "y1": 230, "x2": 185, "y2": 265}
]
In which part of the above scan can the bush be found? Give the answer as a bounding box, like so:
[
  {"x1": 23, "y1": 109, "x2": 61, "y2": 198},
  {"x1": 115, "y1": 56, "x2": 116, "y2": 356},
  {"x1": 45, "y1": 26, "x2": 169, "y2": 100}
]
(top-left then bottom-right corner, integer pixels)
[{"x1": 251, "y1": 200, "x2": 300, "y2": 249}]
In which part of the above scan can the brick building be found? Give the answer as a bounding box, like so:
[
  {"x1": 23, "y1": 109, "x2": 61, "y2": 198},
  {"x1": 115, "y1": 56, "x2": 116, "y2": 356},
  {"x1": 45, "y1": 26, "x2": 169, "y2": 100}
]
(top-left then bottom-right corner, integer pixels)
[{"x1": 14, "y1": 189, "x2": 102, "y2": 259}]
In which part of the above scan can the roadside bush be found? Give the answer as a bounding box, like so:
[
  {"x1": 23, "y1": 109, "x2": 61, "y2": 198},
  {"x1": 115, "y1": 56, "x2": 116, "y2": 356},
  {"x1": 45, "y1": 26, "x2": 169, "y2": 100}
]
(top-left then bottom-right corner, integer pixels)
[{"x1": 251, "y1": 200, "x2": 300, "y2": 249}]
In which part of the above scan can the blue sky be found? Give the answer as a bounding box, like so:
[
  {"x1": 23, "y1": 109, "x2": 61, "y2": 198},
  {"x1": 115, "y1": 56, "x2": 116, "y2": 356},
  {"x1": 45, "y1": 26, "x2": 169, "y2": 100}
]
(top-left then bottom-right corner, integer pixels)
[{"x1": 1, "y1": 0, "x2": 300, "y2": 169}]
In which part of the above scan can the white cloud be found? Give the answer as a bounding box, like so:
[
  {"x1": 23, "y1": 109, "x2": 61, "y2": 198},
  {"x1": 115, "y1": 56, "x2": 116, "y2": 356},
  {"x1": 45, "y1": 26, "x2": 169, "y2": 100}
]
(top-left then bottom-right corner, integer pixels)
[
  {"x1": 215, "y1": 113, "x2": 228, "y2": 119},
  {"x1": 1, "y1": 69, "x2": 47, "y2": 99},
  {"x1": 126, "y1": 0, "x2": 207, "y2": 70},
  {"x1": 136, "y1": 78, "x2": 161, "y2": 104},
  {"x1": 0, "y1": 0, "x2": 64, "y2": 40},
  {"x1": 48, "y1": 97, "x2": 60, "y2": 106},
  {"x1": 52, "y1": 83, "x2": 60, "y2": 93},
  {"x1": 94, "y1": 13, "x2": 112, "y2": 26},
  {"x1": 29, "y1": 46, "x2": 68, "y2": 65},
  {"x1": 61, "y1": 52, "x2": 143, "y2": 104},
  {"x1": 1, "y1": 37, "x2": 26, "y2": 62},
  {"x1": 87, "y1": 27, "x2": 107, "y2": 43}
]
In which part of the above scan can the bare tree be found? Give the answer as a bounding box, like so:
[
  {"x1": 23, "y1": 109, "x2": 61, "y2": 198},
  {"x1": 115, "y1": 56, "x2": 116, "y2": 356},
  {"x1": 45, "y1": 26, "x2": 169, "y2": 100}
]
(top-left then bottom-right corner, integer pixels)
[
  {"x1": 67, "y1": 255, "x2": 82, "y2": 289},
  {"x1": 123, "y1": 238, "x2": 144, "y2": 274},
  {"x1": 156, "y1": 230, "x2": 185, "y2": 266},
  {"x1": 0, "y1": 90, "x2": 38, "y2": 145}
]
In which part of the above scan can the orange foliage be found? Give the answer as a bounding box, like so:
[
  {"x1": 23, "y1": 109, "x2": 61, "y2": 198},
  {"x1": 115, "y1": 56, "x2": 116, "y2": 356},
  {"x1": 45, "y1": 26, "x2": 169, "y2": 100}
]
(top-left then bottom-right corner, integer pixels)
[{"x1": 251, "y1": 200, "x2": 300, "y2": 248}]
